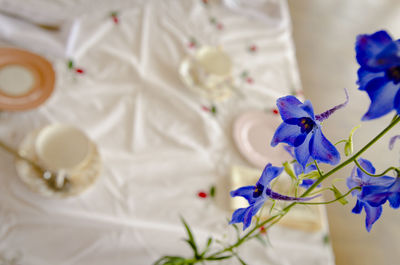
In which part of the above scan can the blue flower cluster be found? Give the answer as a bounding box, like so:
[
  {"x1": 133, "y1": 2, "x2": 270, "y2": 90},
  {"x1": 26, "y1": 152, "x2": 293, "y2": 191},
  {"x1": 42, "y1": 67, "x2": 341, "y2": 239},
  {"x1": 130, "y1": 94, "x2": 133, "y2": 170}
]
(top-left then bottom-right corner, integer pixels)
[
  {"x1": 230, "y1": 29, "x2": 400, "y2": 232},
  {"x1": 347, "y1": 158, "x2": 400, "y2": 231},
  {"x1": 356, "y1": 30, "x2": 400, "y2": 120}
]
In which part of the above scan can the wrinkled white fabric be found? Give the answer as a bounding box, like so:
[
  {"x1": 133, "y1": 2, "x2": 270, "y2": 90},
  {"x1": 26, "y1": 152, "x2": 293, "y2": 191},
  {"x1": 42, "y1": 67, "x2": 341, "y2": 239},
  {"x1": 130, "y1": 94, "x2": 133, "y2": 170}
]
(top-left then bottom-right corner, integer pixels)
[{"x1": 0, "y1": 1, "x2": 334, "y2": 264}]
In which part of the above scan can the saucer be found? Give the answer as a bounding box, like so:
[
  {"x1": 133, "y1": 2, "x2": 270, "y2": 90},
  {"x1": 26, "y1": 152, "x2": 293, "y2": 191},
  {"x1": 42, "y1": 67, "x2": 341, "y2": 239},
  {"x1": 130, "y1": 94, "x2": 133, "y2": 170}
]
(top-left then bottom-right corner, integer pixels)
[
  {"x1": 179, "y1": 57, "x2": 234, "y2": 101},
  {"x1": 0, "y1": 48, "x2": 55, "y2": 111},
  {"x1": 15, "y1": 129, "x2": 101, "y2": 198},
  {"x1": 233, "y1": 110, "x2": 291, "y2": 168}
]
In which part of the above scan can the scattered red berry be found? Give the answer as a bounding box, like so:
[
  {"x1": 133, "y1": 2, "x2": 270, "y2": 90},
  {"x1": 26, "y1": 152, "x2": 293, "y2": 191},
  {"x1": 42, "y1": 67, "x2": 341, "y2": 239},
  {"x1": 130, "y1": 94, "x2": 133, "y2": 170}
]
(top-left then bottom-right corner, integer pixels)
[
  {"x1": 260, "y1": 226, "x2": 267, "y2": 234},
  {"x1": 202, "y1": 0, "x2": 209, "y2": 4},
  {"x1": 75, "y1": 68, "x2": 84, "y2": 74},
  {"x1": 112, "y1": 16, "x2": 119, "y2": 24},
  {"x1": 246, "y1": 77, "x2": 253, "y2": 84},
  {"x1": 217, "y1": 23, "x2": 224, "y2": 30},
  {"x1": 197, "y1": 191, "x2": 208, "y2": 198},
  {"x1": 188, "y1": 42, "x2": 196, "y2": 48},
  {"x1": 272, "y1": 109, "x2": 279, "y2": 115},
  {"x1": 202, "y1": 106, "x2": 210, "y2": 112},
  {"x1": 250, "y1": 45, "x2": 257, "y2": 52}
]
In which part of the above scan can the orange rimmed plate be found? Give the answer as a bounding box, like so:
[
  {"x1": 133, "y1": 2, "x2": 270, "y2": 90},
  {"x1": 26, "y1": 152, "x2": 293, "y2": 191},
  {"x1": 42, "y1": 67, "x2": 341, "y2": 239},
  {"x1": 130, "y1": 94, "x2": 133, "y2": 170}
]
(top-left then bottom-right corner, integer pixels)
[{"x1": 0, "y1": 47, "x2": 55, "y2": 111}]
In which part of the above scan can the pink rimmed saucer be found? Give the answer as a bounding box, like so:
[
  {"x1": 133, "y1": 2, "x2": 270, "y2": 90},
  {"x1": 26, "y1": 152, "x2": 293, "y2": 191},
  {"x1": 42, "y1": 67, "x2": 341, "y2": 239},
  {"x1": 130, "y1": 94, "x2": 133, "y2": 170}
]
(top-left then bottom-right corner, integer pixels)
[{"x1": 233, "y1": 110, "x2": 291, "y2": 168}]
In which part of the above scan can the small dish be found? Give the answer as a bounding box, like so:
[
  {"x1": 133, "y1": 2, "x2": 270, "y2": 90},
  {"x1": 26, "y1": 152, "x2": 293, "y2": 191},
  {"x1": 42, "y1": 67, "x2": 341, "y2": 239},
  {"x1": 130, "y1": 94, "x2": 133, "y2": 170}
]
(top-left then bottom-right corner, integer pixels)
[
  {"x1": 179, "y1": 46, "x2": 234, "y2": 101},
  {"x1": 15, "y1": 129, "x2": 101, "y2": 198},
  {"x1": 0, "y1": 47, "x2": 55, "y2": 111},
  {"x1": 233, "y1": 110, "x2": 291, "y2": 168}
]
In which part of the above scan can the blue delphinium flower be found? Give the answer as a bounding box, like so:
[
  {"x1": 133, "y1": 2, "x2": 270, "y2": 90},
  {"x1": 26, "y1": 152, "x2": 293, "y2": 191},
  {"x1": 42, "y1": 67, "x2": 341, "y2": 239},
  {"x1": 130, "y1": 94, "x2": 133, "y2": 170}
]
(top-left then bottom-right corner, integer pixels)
[
  {"x1": 230, "y1": 163, "x2": 319, "y2": 230},
  {"x1": 361, "y1": 176, "x2": 400, "y2": 210},
  {"x1": 347, "y1": 158, "x2": 396, "y2": 231},
  {"x1": 271, "y1": 95, "x2": 343, "y2": 169},
  {"x1": 355, "y1": 30, "x2": 400, "y2": 120},
  {"x1": 284, "y1": 145, "x2": 318, "y2": 188}
]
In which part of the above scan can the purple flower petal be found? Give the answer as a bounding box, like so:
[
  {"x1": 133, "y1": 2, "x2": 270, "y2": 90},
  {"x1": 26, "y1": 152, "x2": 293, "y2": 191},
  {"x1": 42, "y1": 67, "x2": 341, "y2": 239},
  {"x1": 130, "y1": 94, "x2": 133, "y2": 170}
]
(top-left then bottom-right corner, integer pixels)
[
  {"x1": 230, "y1": 186, "x2": 256, "y2": 204},
  {"x1": 300, "y1": 100, "x2": 315, "y2": 119},
  {"x1": 388, "y1": 178, "x2": 400, "y2": 209},
  {"x1": 394, "y1": 89, "x2": 400, "y2": 114},
  {"x1": 361, "y1": 185, "x2": 391, "y2": 207},
  {"x1": 294, "y1": 132, "x2": 313, "y2": 168},
  {"x1": 243, "y1": 201, "x2": 264, "y2": 230},
  {"x1": 276, "y1": 96, "x2": 313, "y2": 121},
  {"x1": 315, "y1": 89, "x2": 349, "y2": 122},
  {"x1": 258, "y1": 164, "x2": 283, "y2": 188},
  {"x1": 229, "y1": 207, "x2": 247, "y2": 224},
  {"x1": 351, "y1": 200, "x2": 364, "y2": 214},
  {"x1": 362, "y1": 77, "x2": 399, "y2": 120},
  {"x1": 389, "y1": 135, "x2": 400, "y2": 150},
  {"x1": 364, "y1": 204, "x2": 382, "y2": 232},
  {"x1": 355, "y1": 31, "x2": 393, "y2": 68},
  {"x1": 271, "y1": 123, "x2": 302, "y2": 147},
  {"x1": 357, "y1": 67, "x2": 385, "y2": 89},
  {"x1": 266, "y1": 187, "x2": 320, "y2": 201},
  {"x1": 309, "y1": 128, "x2": 340, "y2": 165}
]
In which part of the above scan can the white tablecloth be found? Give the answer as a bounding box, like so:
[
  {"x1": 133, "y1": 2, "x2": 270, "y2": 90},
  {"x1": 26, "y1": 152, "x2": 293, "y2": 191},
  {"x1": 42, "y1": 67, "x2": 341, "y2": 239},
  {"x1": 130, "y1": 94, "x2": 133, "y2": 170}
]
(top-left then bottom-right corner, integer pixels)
[{"x1": 0, "y1": 1, "x2": 335, "y2": 264}]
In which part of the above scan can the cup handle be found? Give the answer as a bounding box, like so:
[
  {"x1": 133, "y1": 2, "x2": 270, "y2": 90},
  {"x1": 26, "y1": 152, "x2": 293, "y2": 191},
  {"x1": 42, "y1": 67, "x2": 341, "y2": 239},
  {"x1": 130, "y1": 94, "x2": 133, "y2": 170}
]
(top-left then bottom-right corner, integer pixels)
[{"x1": 56, "y1": 169, "x2": 68, "y2": 188}]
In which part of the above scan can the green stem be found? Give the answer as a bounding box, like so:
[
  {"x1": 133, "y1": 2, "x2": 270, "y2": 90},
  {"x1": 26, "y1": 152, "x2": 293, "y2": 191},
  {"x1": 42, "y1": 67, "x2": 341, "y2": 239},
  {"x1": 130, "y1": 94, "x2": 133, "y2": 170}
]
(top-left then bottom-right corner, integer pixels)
[
  {"x1": 200, "y1": 115, "x2": 400, "y2": 263},
  {"x1": 302, "y1": 115, "x2": 400, "y2": 197},
  {"x1": 353, "y1": 159, "x2": 400, "y2": 177},
  {"x1": 314, "y1": 160, "x2": 323, "y2": 177},
  {"x1": 297, "y1": 187, "x2": 360, "y2": 205}
]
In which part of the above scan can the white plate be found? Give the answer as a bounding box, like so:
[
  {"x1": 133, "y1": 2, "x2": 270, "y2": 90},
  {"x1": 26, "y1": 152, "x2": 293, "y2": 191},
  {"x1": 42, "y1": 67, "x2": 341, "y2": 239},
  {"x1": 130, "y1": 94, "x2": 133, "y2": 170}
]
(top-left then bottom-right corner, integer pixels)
[
  {"x1": 15, "y1": 129, "x2": 102, "y2": 198},
  {"x1": 233, "y1": 110, "x2": 291, "y2": 168}
]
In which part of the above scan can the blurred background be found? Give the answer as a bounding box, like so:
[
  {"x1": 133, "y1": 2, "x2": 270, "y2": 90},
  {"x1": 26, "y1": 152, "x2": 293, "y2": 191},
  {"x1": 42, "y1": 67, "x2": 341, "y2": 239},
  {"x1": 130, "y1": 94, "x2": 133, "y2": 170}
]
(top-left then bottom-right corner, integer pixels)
[
  {"x1": 0, "y1": 0, "x2": 399, "y2": 264},
  {"x1": 288, "y1": 0, "x2": 400, "y2": 264}
]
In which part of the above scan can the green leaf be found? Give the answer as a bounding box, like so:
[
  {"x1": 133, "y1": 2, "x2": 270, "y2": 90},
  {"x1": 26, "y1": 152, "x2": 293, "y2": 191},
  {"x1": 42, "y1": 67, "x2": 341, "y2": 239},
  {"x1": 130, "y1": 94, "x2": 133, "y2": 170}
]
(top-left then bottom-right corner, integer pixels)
[
  {"x1": 323, "y1": 234, "x2": 330, "y2": 245},
  {"x1": 344, "y1": 142, "x2": 352, "y2": 156},
  {"x1": 255, "y1": 234, "x2": 267, "y2": 247},
  {"x1": 184, "y1": 239, "x2": 198, "y2": 256},
  {"x1": 180, "y1": 217, "x2": 198, "y2": 257},
  {"x1": 211, "y1": 105, "x2": 217, "y2": 114},
  {"x1": 283, "y1": 162, "x2": 297, "y2": 182},
  {"x1": 153, "y1": 256, "x2": 186, "y2": 265},
  {"x1": 209, "y1": 186, "x2": 216, "y2": 197},
  {"x1": 67, "y1": 60, "x2": 74, "y2": 69},
  {"x1": 330, "y1": 185, "x2": 348, "y2": 205},
  {"x1": 302, "y1": 171, "x2": 320, "y2": 180},
  {"x1": 199, "y1": 237, "x2": 213, "y2": 257},
  {"x1": 206, "y1": 255, "x2": 232, "y2": 261},
  {"x1": 345, "y1": 125, "x2": 361, "y2": 156}
]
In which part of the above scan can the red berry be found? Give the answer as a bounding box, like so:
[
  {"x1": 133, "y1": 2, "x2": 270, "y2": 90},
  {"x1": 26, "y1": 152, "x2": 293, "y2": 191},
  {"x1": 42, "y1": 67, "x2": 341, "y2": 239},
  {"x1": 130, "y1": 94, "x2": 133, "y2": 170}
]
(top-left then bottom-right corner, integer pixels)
[
  {"x1": 188, "y1": 42, "x2": 196, "y2": 48},
  {"x1": 113, "y1": 16, "x2": 119, "y2": 24},
  {"x1": 202, "y1": 106, "x2": 210, "y2": 112},
  {"x1": 217, "y1": 23, "x2": 223, "y2": 30},
  {"x1": 246, "y1": 77, "x2": 253, "y2": 84},
  {"x1": 250, "y1": 45, "x2": 257, "y2": 52},
  {"x1": 198, "y1": 191, "x2": 208, "y2": 198},
  {"x1": 273, "y1": 109, "x2": 279, "y2": 115},
  {"x1": 202, "y1": 0, "x2": 208, "y2": 4},
  {"x1": 260, "y1": 226, "x2": 267, "y2": 234},
  {"x1": 75, "y1": 68, "x2": 84, "y2": 74}
]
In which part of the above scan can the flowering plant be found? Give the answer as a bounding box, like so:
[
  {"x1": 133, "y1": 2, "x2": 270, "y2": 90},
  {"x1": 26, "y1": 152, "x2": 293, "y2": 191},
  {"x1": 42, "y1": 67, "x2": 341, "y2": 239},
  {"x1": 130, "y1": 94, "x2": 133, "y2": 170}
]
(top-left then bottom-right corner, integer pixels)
[{"x1": 154, "y1": 30, "x2": 400, "y2": 265}]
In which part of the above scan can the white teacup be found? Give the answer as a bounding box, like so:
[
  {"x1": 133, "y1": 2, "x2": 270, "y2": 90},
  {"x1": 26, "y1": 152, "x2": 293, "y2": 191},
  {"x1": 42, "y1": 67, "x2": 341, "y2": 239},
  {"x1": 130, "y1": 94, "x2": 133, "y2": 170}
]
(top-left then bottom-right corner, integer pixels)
[
  {"x1": 35, "y1": 124, "x2": 92, "y2": 175},
  {"x1": 191, "y1": 46, "x2": 233, "y2": 90}
]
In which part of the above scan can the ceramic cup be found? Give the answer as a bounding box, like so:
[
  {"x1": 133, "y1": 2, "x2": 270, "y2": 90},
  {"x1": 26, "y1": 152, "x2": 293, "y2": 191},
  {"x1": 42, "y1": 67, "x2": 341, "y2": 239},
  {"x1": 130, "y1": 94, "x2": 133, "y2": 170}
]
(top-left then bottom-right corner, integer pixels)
[
  {"x1": 191, "y1": 46, "x2": 233, "y2": 90},
  {"x1": 35, "y1": 124, "x2": 92, "y2": 175}
]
